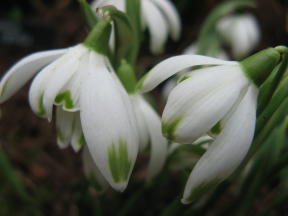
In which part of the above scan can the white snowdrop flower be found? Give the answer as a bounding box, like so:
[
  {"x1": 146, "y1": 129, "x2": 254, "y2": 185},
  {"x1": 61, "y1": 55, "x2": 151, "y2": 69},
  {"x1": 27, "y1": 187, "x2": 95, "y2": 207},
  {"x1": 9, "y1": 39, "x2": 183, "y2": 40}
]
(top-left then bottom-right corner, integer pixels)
[
  {"x1": 131, "y1": 94, "x2": 168, "y2": 180},
  {"x1": 217, "y1": 13, "x2": 260, "y2": 59},
  {"x1": 92, "y1": 0, "x2": 181, "y2": 54},
  {"x1": 138, "y1": 48, "x2": 281, "y2": 203},
  {"x1": 0, "y1": 21, "x2": 140, "y2": 192}
]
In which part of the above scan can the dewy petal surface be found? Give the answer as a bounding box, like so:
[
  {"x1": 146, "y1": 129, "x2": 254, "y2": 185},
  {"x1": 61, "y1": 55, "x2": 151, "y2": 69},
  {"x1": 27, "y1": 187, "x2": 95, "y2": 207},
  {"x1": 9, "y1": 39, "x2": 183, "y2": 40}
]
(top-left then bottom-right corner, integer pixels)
[
  {"x1": 80, "y1": 52, "x2": 138, "y2": 192},
  {"x1": 139, "y1": 55, "x2": 237, "y2": 93},
  {"x1": 182, "y1": 85, "x2": 258, "y2": 204},
  {"x1": 137, "y1": 95, "x2": 168, "y2": 180},
  {"x1": 0, "y1": 49, "x2": 66, "y2": 103},
  {"x1": 56, "y1": 107, "x2": 75, "y2": 149},
  {"x1": 163, "y1": 65, "x2": 250, "y2": 143},
  {"x1": 142, "y1": 0, "x2": 169, "y2": 54},
  {"x1": 152, "y1": 0, "x2": 181, "y2": 40}
]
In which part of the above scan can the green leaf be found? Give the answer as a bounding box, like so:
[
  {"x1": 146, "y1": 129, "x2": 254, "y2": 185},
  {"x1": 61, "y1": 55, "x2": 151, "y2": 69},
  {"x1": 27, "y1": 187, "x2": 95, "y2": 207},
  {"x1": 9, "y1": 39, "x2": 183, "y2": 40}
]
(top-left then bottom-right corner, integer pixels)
[{"x1": 79, "y1": 0, "x2": 98, "y2": 30}]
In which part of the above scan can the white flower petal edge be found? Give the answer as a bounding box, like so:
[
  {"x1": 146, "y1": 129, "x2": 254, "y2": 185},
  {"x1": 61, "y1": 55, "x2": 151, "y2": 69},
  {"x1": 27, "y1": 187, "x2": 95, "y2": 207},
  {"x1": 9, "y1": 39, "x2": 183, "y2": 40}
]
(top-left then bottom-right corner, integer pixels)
[
  {"x1": 80, "y1": 51, "x2": 138, "y2": 192},
  {"x1": 82, "y1": 146, "x2": 108, "y2": 190},
  {"x1": 152, "y1": 0, "x2": 181, "y2": 40},
  {"x1": 142, "y1": 0, "x2": 169, "y2": 54},
  {"x1": 137, "y1": 96, "x2": 168, "y2": 180},
  {"x1": 71, "y1": 114, "x2": 85, "y2": 152},
  {"x1": 182, "y1": 85, "x2": 258, "y2": 204},
  {"x1": 55, "y1": 107, "x2": 75, "y2": 149},
  {"x1": 0, "y1": 49, "x2": 66, "y2": 103},
  {"x1": 139, "y1": 55, "x2": 237, "y2": 93}
]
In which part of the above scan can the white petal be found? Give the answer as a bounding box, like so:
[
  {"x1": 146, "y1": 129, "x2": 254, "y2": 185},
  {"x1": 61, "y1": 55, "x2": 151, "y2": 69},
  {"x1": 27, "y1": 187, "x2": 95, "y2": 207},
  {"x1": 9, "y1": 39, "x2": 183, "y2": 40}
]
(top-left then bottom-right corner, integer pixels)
[
  {"x1": 152, "y1": 0, "x2": 181, "y2": 40},
  {"x1": 161, "y1": 78, "x2": 177, "y2": 102},
  {"x1": 71, "y1": 114, "x2": 85, "y2": 152},
  {"x1": 80, "y1": 52, "x2": 138, "y2": 192},
  {"x1": 137, "y1": 95, "x2": 168, "y2": 180},
  {"x1": 82, "y1": 146, "x2": 108, "y2": 190},
  {"x1": 43, "y1": 45, "x2": 88, "y2": 121},
  {"x1": 0, "y1": 49, "x2": 66, "y2": 103},
  {"x1": 182, "y1": 85, "x2": 258, "y2": 204},
  {"x1": 163, "y1": 65, "x2": 250, "y2": 143},
  {"x1": 55, "y1": 107, "x2": 75, "y2": 149},
  {"x1": 142, "y1": 0, "x2": 169, "y2": 54},
  {"x1": 131, "y1": 95, "x2": 150, "y2": 151},
  {"x1": 139, "y1": 55, "x2": 237, "y2": 93}
]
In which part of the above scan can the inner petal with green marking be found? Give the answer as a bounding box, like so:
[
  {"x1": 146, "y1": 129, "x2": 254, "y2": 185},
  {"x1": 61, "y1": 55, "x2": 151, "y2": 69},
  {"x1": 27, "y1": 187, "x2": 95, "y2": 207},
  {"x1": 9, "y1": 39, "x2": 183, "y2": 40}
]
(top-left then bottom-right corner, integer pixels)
[
  {"x1": 108, "y1": 139, "x2": 132, "y2": 183},
  {"x1": 162, "y1": 116, "x2": 182, "y2": 141},
  {"x1": 55, "y1": 90, "x2": 75, "y2": 110}
]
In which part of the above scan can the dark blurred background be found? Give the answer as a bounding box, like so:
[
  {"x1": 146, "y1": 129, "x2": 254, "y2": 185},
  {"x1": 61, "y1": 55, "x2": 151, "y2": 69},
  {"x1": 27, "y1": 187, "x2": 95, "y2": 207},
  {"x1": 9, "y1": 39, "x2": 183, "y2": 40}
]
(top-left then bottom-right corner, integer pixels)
[{"x1": 0, "y1": 0, "x2": 287, "y2": 215}]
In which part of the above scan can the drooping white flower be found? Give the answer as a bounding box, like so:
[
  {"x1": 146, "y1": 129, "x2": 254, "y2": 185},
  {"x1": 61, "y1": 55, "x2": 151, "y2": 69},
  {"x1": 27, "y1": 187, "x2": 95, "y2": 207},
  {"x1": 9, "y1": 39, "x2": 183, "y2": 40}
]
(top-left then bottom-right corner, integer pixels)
[
  {"x1": 0, "y1": 43, "x2": 139, "y2": 192},
  {"x1": 92, "y1": 0, "x2": 181, "y2": 54},
  {"x1": 130, "y1": 94, "x2": 168, "y2": 180},
  {"x1": 216, "y1": 13, "x2": 260, "y2": 59},
  {"x1": 138, "y1": 49, "x2": 280, "y2": 203}
]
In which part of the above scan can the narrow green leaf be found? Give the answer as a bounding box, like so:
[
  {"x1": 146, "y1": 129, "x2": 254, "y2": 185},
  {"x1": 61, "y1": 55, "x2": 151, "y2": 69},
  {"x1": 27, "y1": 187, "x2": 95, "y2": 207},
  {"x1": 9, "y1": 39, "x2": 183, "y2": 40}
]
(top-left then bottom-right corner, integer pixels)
[{"x1": 79, "y1": 0, "x2": 98, "y2": 30}]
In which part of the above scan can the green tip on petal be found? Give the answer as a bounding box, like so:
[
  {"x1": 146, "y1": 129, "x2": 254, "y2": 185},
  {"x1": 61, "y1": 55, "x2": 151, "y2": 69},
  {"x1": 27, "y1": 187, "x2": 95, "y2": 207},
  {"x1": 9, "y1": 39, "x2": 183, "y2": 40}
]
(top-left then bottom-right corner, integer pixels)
[
  {"x1": 37, "y1": 94, "x2": 46, "y2": 117},
  {"x1": 108, "y1": 139, "x2": 132, "y2": 184},
  {"x1": 136, "y1": 73, "x2": 148, "y2": 91},
  {"x1": 240, "y1": 48, "x2": 281, "y2": 86},
  {"x1": 210, "y1": 121, "x2": 222, "y2": 135},
  {"x1": 162, "y1": 117, "x2": 182, "y2": 141},
  {"x1": 179, "y1": 75, "x2": 192, "y2": 83},
  {"x1": 182, "y1": 179, "x2": 222, "y2": 204},
  {"x1": 55, "y1": 91, "x2": 75, "y2": 110}
]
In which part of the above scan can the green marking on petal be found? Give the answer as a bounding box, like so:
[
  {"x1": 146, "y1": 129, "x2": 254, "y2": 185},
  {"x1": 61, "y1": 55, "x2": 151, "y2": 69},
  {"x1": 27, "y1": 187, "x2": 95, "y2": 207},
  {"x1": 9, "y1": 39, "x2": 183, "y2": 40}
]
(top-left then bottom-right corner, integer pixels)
[
  {"x1": 56, "y1": 128, "x2": 65, "y2": 144},
  {"x1": 37, "y1": 94, "x2": 46, "y2": 116},
  {"x1": 108, "y1": 139, "x2": 132, "y2": 183},
  {"x1": 162, "y1": 117, "x2": 182, "y2": 141},
  {"x1": 179, "y1": 75, "x2": 191, "y2": 83},
  {"x1": 78, "y1": 133, "x2": 86, "y2": 148},
  {"x1": 55, "y1": 91, "x2": 74, "y2": 110},
  {"x1": 0, "y1": 79, "x2": 9, "y2": 97},
  {"x1": 136, "y1": 73, "x2": 148, "y2": 90},
  {"x1": 210, "y1": 121, "x2": 222, "y2": 135},
  {"x1": 184, "y1": 179, "x2": 222, "y2": 204}
]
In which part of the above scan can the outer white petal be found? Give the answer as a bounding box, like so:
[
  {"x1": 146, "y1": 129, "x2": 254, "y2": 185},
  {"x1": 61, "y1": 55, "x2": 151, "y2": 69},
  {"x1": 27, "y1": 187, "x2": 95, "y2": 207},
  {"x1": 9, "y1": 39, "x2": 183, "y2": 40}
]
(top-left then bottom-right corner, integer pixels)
[
  {"x1": 55, "y1": 107, "x2": 75, "y2": 149},
  {"x1": 142, "y1": 0, "x2": 169, "y2": 54},
  {"x1": 182, "y1": 85, "x2": 258, "y2": 204},
  {"x1": 162, "y1": 65, "x2": 250, "y2": 143},
  {"x1": 0, "y1": 49, "x2": 66, "y2": 103},
  {"x1": 162, "y1": 78, "x2": 177, "y2": 102},
  {"x1": 71, "y1": 114, "x2": 85, "y2": 152},
  {"x1": 137, "y1": 95, "x2": 168, "y2": 180},
  {"x1": 29, "y1": 51, "x2": 73, "y2": 116},
  {"x1": 131, "y1": 95, "x2": 149, "y2": 151},
  {"x1": 80, "y1": 52, "x2": 138, "y2": 192},
  {"x1": 139, "y1": 55, "x2": 237, "y2": 93},
  {"x1": 82, "y1": 146, "x2": 108, "y2": 190},
  {"x1": 152, "y1": 0, "x2": 181, "y2": 40},
  {"x1": 43, "y1": 45, "x2": 88, "y2": 121}
]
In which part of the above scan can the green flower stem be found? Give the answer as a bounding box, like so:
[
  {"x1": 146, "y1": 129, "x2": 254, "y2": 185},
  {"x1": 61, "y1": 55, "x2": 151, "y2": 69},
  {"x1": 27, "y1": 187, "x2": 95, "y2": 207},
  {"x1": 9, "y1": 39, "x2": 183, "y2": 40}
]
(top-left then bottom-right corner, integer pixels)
[
  {"x1": 79, "y1": 0, "x2": 98, "y2": 30},
  {"x1": 117, "y1": 60, "x2": 137, "y2": 94},
  {"x1": 197, "y1": 0, "x2": 254, "y2": 54}
]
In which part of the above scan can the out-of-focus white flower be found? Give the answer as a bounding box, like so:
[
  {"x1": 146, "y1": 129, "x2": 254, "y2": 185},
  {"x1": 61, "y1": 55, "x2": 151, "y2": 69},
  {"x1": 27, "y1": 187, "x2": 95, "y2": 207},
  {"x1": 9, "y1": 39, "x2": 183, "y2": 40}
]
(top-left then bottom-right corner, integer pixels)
[
  {"x1": 138, "y1": 54, "x2": 261, "y2": 203},
  {"x1": 131, "y1": 94, "x2": 167, "y2": 180},
  {"x1": 217, "y1": 13, "x2": 260, "y2": 59},
  {"x1": 0, "y1": 43, "x2": 139, "y2": 192},
  {"x1": 92, "y1": 0, "x2": 181, "y2": 54}
]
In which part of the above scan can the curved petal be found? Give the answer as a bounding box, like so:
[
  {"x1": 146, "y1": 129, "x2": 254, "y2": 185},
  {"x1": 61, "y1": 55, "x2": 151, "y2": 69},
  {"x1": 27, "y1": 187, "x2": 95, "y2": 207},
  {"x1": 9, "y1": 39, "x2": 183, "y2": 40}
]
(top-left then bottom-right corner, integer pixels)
[
  {"x1": 43, "y1": 45, "x2": 88, "y2": 121},
  {"x1": 55, "y1": 107, "x2": 75, "y2": 149},
  {"x1": 152, "y1": 0, "x2": 181, "y2": 40},
  {"x1": 162, "y1": 65, "x2": 250, "y2": 143},
  {"x1": 71, "y1": 114, "x2": 85, "y2": 152},
  {"x1": 142, "y1": 0, "x2": 169, "y2": 54},
  {"x1": 82, "y1": 146, "x2": 108, "y2": 191},
  {"x1": 182, "y1": 85, "x2": 258, "y2": 204},
  {"x1": 138, "y1": 55, "x2": 237, "y2": 93},
  {"x1": 80, "y1": 52, "x2": 138, "y2": 192},
  {"x1": 0, "y1": 49, "x2": 66, "y2": 103},
  {"x1": 137, "y1": 96, "x2": 168, "y2": 180}
]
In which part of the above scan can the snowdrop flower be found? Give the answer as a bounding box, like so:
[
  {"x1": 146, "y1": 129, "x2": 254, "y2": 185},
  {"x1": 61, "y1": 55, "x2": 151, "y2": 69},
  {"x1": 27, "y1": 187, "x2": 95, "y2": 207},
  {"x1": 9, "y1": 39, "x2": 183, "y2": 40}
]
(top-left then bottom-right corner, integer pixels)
[
  {"x1": 0, "y1": 21, "x2": 139, "y2": 192},
  {"x1": 138, "y1": 48, "x2": 281, "y2": 203},
  {"x1": 217, "y1": 13, "x2": 260, "y2": 59},
  {"x1": 92, "y1": 0, "x2": 181, "y2": 54}
]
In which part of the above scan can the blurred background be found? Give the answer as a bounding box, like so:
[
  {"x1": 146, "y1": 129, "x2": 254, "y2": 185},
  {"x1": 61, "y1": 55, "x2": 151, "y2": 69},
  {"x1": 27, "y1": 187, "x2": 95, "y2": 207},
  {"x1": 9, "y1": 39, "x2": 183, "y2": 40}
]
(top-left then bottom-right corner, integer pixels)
[{"x1": 0, "y1": 0, "x2": 287, "y2": 215}]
